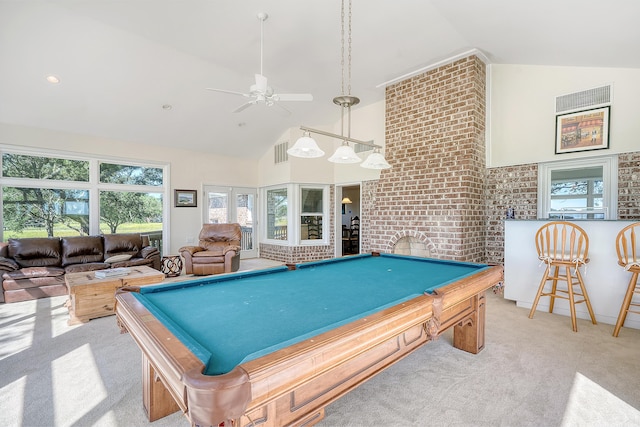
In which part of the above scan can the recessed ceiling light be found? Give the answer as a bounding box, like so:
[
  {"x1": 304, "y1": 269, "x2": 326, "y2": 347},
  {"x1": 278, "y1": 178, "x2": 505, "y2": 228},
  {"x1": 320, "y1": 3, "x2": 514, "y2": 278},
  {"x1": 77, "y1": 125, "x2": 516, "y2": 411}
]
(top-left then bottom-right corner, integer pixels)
[
  {"x1": 46, "y1": 75, "x2": 60, "y2": 84},
  {"x1": 162, "y1": 104, "x2": 172, "y2": 110}
]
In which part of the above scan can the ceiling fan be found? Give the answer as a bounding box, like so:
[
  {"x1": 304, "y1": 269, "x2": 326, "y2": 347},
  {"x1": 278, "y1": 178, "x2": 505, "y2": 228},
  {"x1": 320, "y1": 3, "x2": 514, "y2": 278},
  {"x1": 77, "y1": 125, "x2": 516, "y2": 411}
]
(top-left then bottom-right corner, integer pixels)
[{"x1": 206, "y1": 12, "x2": 313, "y2": 114}]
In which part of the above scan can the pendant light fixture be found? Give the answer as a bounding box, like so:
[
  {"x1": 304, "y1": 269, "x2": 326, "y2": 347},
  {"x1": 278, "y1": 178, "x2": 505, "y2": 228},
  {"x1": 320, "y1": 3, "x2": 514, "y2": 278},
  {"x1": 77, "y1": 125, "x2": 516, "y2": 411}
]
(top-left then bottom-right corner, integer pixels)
[
  {"x1": 289, "y1": 0, "x2": 391, "y2": 170},
  {"x1": 286, "y1": 131, "x2": 324, "y2": 158}
]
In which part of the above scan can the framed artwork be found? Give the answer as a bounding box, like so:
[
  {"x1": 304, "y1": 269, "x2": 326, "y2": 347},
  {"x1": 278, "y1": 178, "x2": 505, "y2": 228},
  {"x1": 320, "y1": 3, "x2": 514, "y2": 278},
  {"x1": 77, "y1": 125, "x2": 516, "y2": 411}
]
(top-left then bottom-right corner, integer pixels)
[
  {"x1": 174, "y1": 189, "x2": 197, "y2": 207},
  {"x1": 555, "y1": 106, "x2": 610, "y2": 154}
]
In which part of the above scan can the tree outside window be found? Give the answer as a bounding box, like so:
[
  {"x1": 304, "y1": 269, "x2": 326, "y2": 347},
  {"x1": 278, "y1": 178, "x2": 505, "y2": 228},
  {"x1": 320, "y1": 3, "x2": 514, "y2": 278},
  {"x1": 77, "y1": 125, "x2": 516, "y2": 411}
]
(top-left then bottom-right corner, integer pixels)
[{"x1": 1, "y1": 153, "x2": 166, "y2": 246}]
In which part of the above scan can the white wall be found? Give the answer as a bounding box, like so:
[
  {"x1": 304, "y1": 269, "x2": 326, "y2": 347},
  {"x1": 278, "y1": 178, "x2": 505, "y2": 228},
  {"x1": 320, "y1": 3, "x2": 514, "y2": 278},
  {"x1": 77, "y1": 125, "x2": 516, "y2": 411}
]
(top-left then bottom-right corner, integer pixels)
[
  {"x1": 489, "y1": 64, "x2": 640, "y2": 167},
  {"x1": 0, "y1": 123, "x2": 259, "y2": 255}
]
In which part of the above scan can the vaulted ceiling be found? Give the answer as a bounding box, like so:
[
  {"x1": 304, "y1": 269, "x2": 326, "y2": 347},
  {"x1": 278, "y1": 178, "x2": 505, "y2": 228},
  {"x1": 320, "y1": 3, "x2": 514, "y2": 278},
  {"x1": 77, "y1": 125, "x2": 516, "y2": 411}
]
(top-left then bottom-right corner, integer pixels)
[{"x1": 1, "y1": 0, "x2": 638, "y2": 159}]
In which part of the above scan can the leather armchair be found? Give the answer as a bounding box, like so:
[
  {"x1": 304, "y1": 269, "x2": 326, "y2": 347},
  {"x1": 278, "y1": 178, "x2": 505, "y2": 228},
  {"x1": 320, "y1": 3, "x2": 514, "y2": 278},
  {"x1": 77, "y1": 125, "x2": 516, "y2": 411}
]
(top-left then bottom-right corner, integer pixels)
[{"x1": 179, "y1": 223, "x2": 241, "y2": 275}]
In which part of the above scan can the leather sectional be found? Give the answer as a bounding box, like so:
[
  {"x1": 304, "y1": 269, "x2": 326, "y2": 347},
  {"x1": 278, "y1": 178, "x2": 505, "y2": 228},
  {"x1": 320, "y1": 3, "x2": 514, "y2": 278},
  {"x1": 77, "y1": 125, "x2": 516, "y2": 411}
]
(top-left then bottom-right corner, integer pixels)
[{"x1": 0, "y1": 233, "x2": 161, "y2": 303}]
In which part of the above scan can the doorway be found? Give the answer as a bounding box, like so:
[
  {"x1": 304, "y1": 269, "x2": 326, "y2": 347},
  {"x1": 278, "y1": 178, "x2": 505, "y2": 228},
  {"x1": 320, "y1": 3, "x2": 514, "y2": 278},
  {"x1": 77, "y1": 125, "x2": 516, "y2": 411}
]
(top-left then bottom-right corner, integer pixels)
[
  {"x1": 203, "y1": 186, "x2": 257, "y2": 258},
  {"x1": 337, "y1": 184, "x2": 361, "y2": 256}
]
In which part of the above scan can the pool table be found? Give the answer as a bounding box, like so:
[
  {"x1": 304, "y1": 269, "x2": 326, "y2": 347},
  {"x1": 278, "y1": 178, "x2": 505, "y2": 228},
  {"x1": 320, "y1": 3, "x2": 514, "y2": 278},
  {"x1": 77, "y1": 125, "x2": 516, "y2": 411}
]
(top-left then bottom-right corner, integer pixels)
[{"x1": 115, "y1": 253, "x2": 502, "y2": 427}]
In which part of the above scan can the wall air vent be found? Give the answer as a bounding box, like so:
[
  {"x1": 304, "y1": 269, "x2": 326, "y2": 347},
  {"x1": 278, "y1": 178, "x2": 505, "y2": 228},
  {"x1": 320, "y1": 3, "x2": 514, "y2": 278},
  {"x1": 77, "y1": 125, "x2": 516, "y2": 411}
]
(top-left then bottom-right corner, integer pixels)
[
  {"x1": 354, "y1": 143, "x2": 372, "y2": 154},
  {"x1": 555, "y1": 84, "x2": 612, "y2": 114},
  {"x1": 274, "y1": 141, "x2": 288, "y2": 164}
]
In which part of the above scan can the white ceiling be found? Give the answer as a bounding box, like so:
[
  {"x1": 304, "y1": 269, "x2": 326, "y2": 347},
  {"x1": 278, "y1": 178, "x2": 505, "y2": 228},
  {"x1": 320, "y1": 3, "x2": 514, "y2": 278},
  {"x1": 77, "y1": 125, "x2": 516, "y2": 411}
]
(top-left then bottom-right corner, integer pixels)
[{"x1": 1, "y1": 0, "x2": 639, "y2": 159}]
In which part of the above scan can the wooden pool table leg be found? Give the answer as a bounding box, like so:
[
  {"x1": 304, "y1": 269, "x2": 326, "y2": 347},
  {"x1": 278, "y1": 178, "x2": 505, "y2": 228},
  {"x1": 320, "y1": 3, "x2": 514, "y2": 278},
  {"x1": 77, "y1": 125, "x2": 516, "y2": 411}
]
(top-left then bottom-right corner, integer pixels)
[
  {"x1": 452, "y1": 292, "x2": 486, "y2": 354},
  {"x1": 141, "y1": 353, "x2": 181, "y2": 421}
]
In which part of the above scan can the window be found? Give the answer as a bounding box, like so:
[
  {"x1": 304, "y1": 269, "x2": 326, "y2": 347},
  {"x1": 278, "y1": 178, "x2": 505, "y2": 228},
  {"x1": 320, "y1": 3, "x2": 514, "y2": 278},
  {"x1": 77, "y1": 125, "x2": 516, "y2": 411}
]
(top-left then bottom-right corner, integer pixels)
[
  {"x1": 300, "y1": 187, "x2": 324, "y2": 240},
  {"x1": 2, "y1": 153, "x2": 89, "y2": 181},
  {"x1": 262, "y1": 184, "x2": 329, "y2": 244},
  {"x1": 550, "y1": 167, "x2": 603, "y2": 219},
  {"x1": 266, "y1": 188, "x2": 288, "y2": 240},
  {"x1": 1, "y1": 149, "x2": 168, "y2": 253},
  {"x1": 538, "y1": 155, "x2": 617, "y2": 220},
  {"x1": 100, "y1": 163, "x2": 163, "y2": 186},
  {"x1": 99, "y1": 191, "x2": 163, "y2": 234},
  {"x1": 3, "y1": 186, "x2": 90, "y2": 236}
]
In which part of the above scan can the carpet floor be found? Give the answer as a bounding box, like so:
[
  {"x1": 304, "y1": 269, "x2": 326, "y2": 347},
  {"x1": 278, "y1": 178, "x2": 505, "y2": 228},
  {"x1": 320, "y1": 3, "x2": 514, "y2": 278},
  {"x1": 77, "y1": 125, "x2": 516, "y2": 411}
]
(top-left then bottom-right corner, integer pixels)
[{"x1": 1, "y1": 264, "x2": 640, "y2": 427}]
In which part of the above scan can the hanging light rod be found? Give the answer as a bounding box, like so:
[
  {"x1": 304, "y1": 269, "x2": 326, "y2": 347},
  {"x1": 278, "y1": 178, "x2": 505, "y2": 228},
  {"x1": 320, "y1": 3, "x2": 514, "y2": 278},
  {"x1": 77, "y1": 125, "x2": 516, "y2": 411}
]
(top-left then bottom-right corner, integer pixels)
[
  {"x1": 288, "y1": 0, "x2": 391, "y2": 170},
  {"x1": 298, "y1": 126, "x2": 379, "y2": 149}
]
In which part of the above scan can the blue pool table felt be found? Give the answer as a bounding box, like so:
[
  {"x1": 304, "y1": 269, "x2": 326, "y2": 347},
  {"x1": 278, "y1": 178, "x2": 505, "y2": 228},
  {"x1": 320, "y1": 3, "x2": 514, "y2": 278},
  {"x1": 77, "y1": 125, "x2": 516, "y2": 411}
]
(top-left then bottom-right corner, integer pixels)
[{"x1": 135, "y1": 253, "x2": 488, "y2": 375}]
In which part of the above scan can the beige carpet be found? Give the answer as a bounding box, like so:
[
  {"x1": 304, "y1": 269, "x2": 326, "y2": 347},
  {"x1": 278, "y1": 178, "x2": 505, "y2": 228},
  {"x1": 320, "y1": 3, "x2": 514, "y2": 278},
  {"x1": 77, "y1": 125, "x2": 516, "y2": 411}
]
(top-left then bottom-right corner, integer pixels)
[{"x1": 1, "y1": 266, "x2": 640, "y2": 427}]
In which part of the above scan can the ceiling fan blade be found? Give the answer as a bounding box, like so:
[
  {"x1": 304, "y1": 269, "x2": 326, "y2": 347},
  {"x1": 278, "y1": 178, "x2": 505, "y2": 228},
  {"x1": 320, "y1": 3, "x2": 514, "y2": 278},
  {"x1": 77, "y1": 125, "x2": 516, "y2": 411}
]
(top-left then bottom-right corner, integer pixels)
[
  {"x1": 255, "y1": 74, "x2": 268, "y2": 92},
  {"x1": 206, "y1": 88, "x2": 250, "y2": 97},
  {"x1": 232, "y1": 100, "x2": 256, "y2": 113},
  {"x1": 276, "y1": 93, "x2": 313, "y2": 102}
]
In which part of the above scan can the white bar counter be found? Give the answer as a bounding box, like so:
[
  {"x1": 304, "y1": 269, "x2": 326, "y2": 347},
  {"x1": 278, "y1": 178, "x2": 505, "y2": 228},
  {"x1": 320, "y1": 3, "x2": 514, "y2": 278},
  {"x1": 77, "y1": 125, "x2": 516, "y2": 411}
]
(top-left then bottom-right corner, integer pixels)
[{"x1": 504, "y1": 219, "x2": 639, "y2": 330}]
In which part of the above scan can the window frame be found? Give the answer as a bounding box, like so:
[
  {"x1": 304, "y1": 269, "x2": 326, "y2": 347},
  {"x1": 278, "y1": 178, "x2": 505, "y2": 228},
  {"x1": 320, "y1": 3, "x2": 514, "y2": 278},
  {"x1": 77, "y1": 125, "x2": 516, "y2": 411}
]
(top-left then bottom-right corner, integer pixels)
[
  {"x1": 261, "y1": 184, "x2": 292, "y2": 245},
  {"x1": 0, "y1": 145, "x2": 170, "y2": 249},
  {"x1": 260, "y1": 183, "x2": 330, "y2": 245},
  {"x1": 538, "y1": 155, "x2": 617, "y2": 220},
  {"x1": 299, "y1": 185, "x2": 329, "y2": 244}
]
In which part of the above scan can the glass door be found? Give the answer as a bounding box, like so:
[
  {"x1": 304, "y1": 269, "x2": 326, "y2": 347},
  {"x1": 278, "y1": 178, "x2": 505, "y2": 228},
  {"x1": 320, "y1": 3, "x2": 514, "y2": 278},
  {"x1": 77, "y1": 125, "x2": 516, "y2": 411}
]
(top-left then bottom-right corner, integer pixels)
[{"x1": 203, "y1": 186, "x2": 257, "y2": 259}]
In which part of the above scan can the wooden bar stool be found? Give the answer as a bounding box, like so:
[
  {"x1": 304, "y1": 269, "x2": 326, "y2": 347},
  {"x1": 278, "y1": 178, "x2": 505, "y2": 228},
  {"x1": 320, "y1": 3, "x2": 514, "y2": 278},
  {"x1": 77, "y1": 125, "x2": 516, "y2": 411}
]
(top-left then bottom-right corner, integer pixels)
[
  {"x1": 528, "y1": 221, "x2": 597, "y2": 332},
  {"x1": 613, "y1": 222, "x2": 640, "y2": 337}
]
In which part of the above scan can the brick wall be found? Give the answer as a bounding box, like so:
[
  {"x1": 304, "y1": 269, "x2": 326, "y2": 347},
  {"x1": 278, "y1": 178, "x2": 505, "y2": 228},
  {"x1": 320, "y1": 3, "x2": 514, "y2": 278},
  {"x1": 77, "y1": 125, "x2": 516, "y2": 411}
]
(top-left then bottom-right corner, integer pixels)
[
  {"x1": 618, "y1": 151, "x2": 640, "y2": 219},
  {"x1": 259, "y1": 243, "x2": 335, "y2": 264},
  {"x1": 366, "y1": 55, "x2": 487, "y2": 262},
  {"x1": 484, "y1": 164, "x2": 538, "y2": 264},
  {"x1": 482, "y1": 153, "x2": 640, "y2": 264}
]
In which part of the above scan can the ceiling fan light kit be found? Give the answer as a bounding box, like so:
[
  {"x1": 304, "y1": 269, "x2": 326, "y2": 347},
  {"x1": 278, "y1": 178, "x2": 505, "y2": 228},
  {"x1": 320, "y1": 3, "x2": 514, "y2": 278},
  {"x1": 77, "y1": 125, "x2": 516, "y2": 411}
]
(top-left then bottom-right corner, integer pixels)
[{"x1": 290, "y1": 0, "x2": 391, "y2": 170}]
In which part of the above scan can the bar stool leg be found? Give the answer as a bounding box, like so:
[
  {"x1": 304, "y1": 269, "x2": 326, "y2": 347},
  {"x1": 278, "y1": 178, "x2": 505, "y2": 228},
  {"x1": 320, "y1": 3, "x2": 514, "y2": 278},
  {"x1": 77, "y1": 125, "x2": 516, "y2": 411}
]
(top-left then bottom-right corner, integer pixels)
[
  {"x1": 575, "y1": 268, "x2": 597, "y2": 325},
  {"x1": 548, "y1": 265, "x2": 560, "y2": 314},
  {"x1": 613, "y1": 272, "x2": 639, "y2": 337},
  {"x1": 529, "y1": 264, "x2": 550, "y2": 319},
  {"x1": 565, "y1": 266, "x2": 578, "y2": 332}
]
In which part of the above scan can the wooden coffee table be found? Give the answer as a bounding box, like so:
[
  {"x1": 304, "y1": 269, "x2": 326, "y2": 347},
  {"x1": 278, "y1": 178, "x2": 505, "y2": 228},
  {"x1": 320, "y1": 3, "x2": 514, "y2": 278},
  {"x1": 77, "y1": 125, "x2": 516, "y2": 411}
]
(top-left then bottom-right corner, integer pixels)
[{"x1": 65, "y1": 265, "x2": 164, "y2": 325}]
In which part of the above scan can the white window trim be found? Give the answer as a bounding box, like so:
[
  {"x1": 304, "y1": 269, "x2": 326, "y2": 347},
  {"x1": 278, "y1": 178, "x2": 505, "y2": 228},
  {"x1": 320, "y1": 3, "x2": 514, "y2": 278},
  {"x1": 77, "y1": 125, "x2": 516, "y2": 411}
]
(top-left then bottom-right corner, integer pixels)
[
  {"x1": 261, "y1": 184, "x2": 293, "y2": 245},
  {"x1": 0, "y1": 144, "x2": 170, "y2": 249},
  {"x1": 298, "y1": 184, "x2": 329, "y2": 245},
  {"x1": 538, "y1": 155, "x2": 618, "y2": 220},
  {"x1": 260, "y1": 183, "x2": 330, "y2": 246}
]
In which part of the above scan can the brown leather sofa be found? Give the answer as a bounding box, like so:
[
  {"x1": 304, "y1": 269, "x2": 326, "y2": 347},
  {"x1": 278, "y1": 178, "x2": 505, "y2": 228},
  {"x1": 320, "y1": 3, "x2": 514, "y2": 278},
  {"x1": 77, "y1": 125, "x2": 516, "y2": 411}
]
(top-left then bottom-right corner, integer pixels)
[
  {"x1": 179, "y1": 223, "x2": 241, "y2": 275},
  {"x1": 0, "y1": 233, "x2": 161, "y2": 303}
]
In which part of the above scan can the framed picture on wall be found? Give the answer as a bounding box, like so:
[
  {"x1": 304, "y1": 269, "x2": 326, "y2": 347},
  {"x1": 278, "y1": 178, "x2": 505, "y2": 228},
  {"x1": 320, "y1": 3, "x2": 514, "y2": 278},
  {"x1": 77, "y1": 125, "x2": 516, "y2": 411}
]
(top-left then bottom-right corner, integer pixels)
[
  {"x1": 174, "y1": 189, "x2": 197, "y2": 207},
  {"x1": 555, "y1": 106, "x2": 610, "y2": 154}
]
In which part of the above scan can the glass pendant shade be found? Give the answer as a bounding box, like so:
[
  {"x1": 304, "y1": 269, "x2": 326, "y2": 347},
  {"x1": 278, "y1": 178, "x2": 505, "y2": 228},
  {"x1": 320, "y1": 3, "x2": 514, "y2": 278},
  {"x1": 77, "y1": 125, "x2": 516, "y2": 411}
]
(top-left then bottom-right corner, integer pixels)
[
  {"x1": 360, "y1": 151, "x2": 391, "y2": 169},
  {"x1": 328, "y1": 143, "x2": 361, "y2": 163},
  {"x1": 287, "y1": 133, "x2": 325, "y2": 158}
]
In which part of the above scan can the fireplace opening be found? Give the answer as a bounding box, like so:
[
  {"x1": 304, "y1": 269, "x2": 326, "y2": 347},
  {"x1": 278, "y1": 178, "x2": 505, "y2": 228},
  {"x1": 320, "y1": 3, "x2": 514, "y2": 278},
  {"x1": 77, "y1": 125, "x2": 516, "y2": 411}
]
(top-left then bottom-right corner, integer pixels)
[{"x1": 392, "y1": 236, "x2": 434, "y2": 258}]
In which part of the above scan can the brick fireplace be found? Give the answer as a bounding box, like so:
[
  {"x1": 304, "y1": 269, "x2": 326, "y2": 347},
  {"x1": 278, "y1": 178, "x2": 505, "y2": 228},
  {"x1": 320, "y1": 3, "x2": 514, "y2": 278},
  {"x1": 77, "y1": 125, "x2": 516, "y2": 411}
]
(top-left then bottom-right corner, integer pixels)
[{"x1": 363, "y1": 55, "x2": 487, "y2": 263}]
